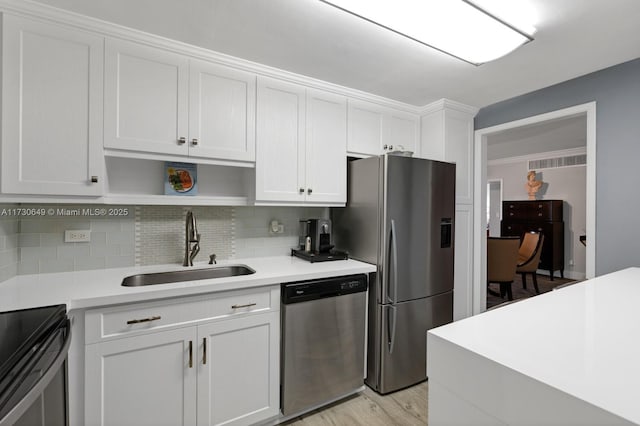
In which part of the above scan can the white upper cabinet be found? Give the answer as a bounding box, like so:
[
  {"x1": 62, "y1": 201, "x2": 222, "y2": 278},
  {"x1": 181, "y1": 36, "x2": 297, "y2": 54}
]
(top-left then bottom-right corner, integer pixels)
[
  {"x1": 255, "y1": 77, "x2": 347, "y2": 205},
  {"x1": 383, "y1": 110, "x2": 420, "y2": 154},
  {"x1": 347, "y1": 100, "x2": 419, "y2": 157},
  {"x1": 420, "y1": 100, "x2": 478, "y2": 204},
  {"x1": 104, "y1": 39, "x2": 255, "y2": 164},
  {"x1": 1, "y1": 15, "x2": 104, "y2": 196},
  {"x1": 305, "y1": 89, "x2": 347, "y2": 204},
  {"x1": 104, "y1": 38, "x2": 189, "y2": 156},
  {"x1": 189, "y1": 60, "x2": 256, "y2": 162},
  {"x1": 347, "y1": 100, "x2": 384, "y2": 157}
]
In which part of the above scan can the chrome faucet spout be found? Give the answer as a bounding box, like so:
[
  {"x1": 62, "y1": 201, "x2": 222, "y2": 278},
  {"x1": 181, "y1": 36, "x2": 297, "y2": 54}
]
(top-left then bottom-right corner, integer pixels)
[{"x1": 183, "y1": 210, "x2": 200, "y2": 266}]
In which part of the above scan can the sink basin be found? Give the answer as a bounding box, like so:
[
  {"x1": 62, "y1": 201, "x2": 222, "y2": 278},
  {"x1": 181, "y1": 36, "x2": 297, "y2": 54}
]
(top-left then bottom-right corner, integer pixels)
[{"x1": 121, "y1": 265, "x2": 256, "y2": 287}]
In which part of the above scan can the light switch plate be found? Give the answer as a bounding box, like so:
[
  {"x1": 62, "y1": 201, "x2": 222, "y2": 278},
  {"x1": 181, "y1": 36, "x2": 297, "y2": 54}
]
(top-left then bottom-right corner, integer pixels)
[{"x1": 65, "y1": 229, "x2": 91, "y2": 242}]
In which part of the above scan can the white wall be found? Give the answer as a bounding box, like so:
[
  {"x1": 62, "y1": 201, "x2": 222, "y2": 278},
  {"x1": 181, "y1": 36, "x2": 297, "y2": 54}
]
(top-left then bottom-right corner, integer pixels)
[{"x1": 487, "y1": 160, "x2": 586, "y2": 279}]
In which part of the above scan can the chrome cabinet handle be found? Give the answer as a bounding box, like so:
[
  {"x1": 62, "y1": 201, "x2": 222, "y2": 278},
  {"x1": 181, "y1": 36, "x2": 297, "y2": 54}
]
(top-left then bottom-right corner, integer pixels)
[
  {"x1": 126, "y1": 315, "x2": 161, "y2": 325},
  {"x1": 178, "y1": 137, "x2": 186, "y2": 145},
  {"x1": 203, "y1": 338, "x2": 207, "y2": 365},
  {"x1": 231, "y1": 303, "x2": 257, "y2": 309},
  {"x1": 188, "y1": 340, "x2": 193, "y2": 368},
  {"x1": 90, "y1": 176, "x2": 98, "y2": 183},
  {"x1": 191, "y1": 138, "x2": 198, "y2": 146}
]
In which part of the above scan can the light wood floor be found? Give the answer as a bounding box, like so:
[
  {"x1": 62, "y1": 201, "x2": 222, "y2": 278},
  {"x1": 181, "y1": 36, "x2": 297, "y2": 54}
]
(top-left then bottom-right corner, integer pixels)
[{"x1": 283, "y1": 381, "x2": 428, "y2": 426}]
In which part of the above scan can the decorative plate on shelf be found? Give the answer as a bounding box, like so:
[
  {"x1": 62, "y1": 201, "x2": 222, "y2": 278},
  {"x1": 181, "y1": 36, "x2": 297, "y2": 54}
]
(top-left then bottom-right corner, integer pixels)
[{"x1": 165, "y1": 162, "x2": 197, "y2": 195}]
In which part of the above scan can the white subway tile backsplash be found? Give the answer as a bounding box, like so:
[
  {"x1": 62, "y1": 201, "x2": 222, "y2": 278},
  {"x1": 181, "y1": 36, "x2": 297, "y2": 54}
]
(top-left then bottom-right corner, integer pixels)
[
  {"x1": 18, "y1": 233, "x2": 40, "y2": 247},
  {"x1": 57, "y1": 244, "x2": 90, "y2": 259},
  {"x1": 39, "y1": 258, "x2": 75, "y2": 274},
  {"x1": 20, "y1": 246, "x2": 57, "y2": 261},
  {"x1": 74, "y1": 257, "x2": 107, "y2": 271},
  {"x1": 17, "y1": 261, "x2": 39, "y2": 276},
  {"x1": 0, "y1": 204, "x2": 328, "y2": 281},
  {"x1": 106, "y1": 255, "x2": 135, "y2": 269}
]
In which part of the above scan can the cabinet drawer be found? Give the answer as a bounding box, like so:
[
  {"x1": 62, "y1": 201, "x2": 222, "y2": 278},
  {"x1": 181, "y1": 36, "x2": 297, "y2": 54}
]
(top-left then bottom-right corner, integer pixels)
[
  {"x1": 85, "y1": 286, "x2": 279, "y2": 344},
  {"x1": 502, "y1": 202, "x2": 528, "y2": 220},
  {"x1": 530, "y1": 201, "x2": 563, "y2": 221}
]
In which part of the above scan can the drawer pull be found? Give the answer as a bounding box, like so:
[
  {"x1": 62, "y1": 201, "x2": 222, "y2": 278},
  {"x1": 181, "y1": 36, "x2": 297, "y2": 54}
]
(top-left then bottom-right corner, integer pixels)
[
  {"x1": 203, "y1": 338, "x2": 207, "y2": 365},
  {"x1": 189, "y1": 340, "x2": 193, "y2": 368},
  {"x1": 231, "y1": 303, "x2": 257, "y2": 309},
  {"x1": 126, "y1": 315, "x2": 161, "y2": 325}
]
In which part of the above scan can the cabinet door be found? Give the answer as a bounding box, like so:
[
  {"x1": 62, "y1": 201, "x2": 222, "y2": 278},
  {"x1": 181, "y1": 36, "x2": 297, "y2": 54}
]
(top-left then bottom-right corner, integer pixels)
[
  {"x1": 383, "y1": 110, "x2": 419, "y2": 154},
  {"x1": 305, "y1": 89, "x2": 347, "y2": 203},
  {"x1": 189, "y1": 60, "x2": 256, "y2": 162},
  {"x1": 197, "y1": 312, "x2": 280, "y2": 426},
  {"x1": 104, "y1": 38, "x2": 189, "y2": 155},
  {"x1": 255, "y1": 76, "x2": 306, "y2": 202},
  {"x1": 85, "y1": 328, "x2": 197, "y2": 426},
  {"x1": 1, "y1": 15, "x2": 104, "y2": 196},
  {"x1": 347, "y1": 100, "x2": 384, "y2": 156}
]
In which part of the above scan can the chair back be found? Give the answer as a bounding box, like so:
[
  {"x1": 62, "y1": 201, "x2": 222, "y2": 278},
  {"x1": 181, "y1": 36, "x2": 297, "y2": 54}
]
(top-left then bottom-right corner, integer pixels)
[
  {"x1": 518, "y1": 231, "x2": 540, "y2": 264},
  {"x1": 517, "y1": 232, "x2": 545, "y2": 273},
  {"x1": 487, "y1": 237, "x2": 520, "y2": 283}
]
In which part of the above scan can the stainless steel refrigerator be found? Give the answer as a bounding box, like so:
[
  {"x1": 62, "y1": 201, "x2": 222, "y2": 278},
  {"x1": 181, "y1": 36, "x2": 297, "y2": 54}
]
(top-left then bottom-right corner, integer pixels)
[{"x1": 332, "y1": 155, "x2": 455, "y2": 394}]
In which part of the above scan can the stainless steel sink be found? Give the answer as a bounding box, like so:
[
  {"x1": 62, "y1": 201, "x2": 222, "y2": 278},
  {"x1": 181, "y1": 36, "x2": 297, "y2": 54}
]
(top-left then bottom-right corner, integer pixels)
[{"x1": 121, "y1": 265, "x2": 256, "y2": 287}]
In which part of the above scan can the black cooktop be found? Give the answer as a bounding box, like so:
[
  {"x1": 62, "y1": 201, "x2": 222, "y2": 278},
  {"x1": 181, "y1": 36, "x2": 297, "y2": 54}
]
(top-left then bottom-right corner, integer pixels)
[{"x1": 0, "y1": 305, "x2": 67, "y2": 385}]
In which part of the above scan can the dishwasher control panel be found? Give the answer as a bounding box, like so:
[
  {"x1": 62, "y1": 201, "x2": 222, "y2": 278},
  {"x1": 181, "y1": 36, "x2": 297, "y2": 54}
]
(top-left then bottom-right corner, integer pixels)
[{"x1": 282, "y1": 274, "x2": 367, "y2": 304}]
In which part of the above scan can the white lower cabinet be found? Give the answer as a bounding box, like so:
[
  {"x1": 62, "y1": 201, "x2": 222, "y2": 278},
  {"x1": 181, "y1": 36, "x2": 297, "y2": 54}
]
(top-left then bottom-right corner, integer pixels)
[
  {"x1": 197, "y1": 313, "x2": 280, "y2": 426},
  {"x1": 85, "y1": 328, "x2": 198, "y2": 426},
  {"x1": 85, "y1": 287, "x2": 280, "y2": 426}
]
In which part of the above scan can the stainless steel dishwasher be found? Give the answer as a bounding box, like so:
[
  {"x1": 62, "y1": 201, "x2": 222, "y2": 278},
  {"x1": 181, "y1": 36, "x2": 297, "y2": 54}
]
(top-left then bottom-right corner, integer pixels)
[{"x1": 281, "y1": 274, "x2": 367, "y2": 417}]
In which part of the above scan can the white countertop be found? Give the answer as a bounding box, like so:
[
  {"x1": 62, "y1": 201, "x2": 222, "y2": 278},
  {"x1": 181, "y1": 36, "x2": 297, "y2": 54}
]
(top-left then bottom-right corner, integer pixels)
[
  {"x1": 0, "y1": 256, "x2": 375, "y2": 312},
  {"x1": 429, "y1": 267, "x2": 640, "y2": 424}
]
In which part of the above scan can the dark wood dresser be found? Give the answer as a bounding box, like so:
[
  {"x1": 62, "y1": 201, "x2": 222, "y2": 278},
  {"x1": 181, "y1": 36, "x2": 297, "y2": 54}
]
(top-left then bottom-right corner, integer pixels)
[{"x1": 501, "y1": 200, "x2": 564, "y2": 279}]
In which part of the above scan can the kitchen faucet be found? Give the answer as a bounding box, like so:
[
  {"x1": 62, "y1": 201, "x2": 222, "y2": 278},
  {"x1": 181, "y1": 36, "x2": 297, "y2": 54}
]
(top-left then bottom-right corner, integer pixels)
[{"x1": 183, "y1": 210, "x2": 200, "y2": 266}]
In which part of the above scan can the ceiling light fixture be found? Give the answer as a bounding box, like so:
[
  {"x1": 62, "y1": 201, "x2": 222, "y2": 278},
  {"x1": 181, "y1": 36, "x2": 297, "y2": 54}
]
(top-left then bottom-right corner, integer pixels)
[{"x1": 319, "y1": 0, "x2": 535, "y2": 65}]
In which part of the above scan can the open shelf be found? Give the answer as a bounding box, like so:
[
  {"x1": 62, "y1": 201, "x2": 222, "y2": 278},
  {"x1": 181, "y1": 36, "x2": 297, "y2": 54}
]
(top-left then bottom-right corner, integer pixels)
[{"x1": 105, "y1": 157, "x2": 253, "y2": 206}]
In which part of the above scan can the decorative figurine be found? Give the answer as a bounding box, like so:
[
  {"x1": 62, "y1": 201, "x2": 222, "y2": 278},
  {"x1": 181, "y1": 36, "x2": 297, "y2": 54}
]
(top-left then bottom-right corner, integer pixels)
[{"x1": 526, "y1": 170, "x2": 543, "y2": 200}]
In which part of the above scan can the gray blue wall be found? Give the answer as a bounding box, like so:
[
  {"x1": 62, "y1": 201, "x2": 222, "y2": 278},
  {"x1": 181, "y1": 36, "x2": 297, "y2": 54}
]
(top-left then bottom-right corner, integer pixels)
[{"x1": 476, "y1": 58, "x2": 640, "y2": 275}]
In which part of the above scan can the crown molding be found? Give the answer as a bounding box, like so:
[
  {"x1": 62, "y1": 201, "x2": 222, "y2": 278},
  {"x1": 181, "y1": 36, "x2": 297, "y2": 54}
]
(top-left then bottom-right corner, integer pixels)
[
  {"x1": 0, "y1": 0, "x2": 431, "y2": 114},
  {"x1": 419, "y1": 98, "x2": 480, "y2": 116}
]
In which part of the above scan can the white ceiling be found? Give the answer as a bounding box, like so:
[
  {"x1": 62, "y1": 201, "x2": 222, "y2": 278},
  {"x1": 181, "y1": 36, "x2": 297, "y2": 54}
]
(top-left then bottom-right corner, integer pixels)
[{"x1": 33, "y1": 0, "x2": 640, "y2": 108}]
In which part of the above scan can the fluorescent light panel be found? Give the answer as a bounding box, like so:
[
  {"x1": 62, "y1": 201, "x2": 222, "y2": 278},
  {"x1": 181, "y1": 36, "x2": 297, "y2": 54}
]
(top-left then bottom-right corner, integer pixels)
[{"x1": 321, "y1": 0, "x2": 535, "y2": 65}]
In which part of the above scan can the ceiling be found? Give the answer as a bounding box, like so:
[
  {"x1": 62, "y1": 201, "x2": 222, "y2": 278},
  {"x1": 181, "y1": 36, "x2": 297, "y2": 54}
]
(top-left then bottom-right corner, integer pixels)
[{"x1": 33, "y1": 0, "x2": 640, "y2": 108}]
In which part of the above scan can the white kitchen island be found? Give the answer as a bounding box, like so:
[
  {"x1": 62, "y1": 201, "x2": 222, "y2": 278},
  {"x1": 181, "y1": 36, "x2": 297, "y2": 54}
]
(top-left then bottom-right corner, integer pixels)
[{"x1": 427, "y1": 267, "x2": 640, "y2": 425}]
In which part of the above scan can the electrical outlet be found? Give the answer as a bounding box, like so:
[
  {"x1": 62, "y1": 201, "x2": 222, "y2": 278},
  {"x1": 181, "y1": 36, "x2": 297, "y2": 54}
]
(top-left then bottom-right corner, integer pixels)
[
  {"x1": 269, "y1": 220, "x2": 285, "y2": 234},
  {"x1": 64, "y1": 229, "x2": 91, "y2": 243}
]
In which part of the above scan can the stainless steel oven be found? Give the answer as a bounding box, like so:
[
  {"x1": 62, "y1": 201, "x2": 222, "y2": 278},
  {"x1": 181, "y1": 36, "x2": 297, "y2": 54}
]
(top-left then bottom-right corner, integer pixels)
[{"x1": 0, "y1": 305, "x2": 71, "y2": 426}]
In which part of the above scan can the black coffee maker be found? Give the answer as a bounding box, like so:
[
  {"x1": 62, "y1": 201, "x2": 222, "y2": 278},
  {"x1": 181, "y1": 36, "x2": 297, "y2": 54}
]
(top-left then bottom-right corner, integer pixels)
[{"x1": 299, "y1": 219, "x2": 333, "y2": 253}]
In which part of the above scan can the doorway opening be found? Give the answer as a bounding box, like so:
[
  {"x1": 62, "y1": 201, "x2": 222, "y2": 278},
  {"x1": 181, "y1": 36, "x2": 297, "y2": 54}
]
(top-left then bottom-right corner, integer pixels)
[{"x1": 473, "y1": 102, "x2": 596, "y2": 314}]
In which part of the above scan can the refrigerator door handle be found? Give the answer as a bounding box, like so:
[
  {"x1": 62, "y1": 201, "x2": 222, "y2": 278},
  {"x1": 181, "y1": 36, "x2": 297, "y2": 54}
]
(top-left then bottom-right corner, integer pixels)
[
  {"x1": 387, "y1": 305, "x2": 397, "y2": 354},
  {"x1": 388, "y1": 219, "x2": 398, "y2": 304}
]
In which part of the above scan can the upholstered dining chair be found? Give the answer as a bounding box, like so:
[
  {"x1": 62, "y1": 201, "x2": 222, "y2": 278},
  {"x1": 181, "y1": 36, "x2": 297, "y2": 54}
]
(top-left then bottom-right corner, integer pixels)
[
  {"x1": 516, "y1": 231, "x2": 545, "y2": 294},
  {"x1": 487, "y1": 237, "x2": 520, "y2": 301}
]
